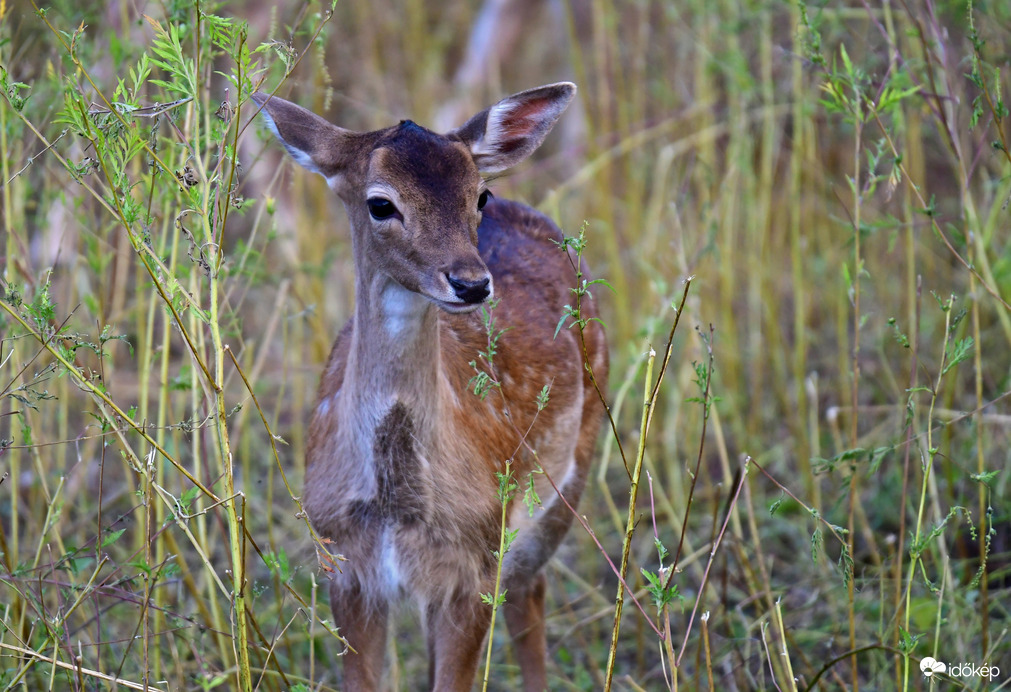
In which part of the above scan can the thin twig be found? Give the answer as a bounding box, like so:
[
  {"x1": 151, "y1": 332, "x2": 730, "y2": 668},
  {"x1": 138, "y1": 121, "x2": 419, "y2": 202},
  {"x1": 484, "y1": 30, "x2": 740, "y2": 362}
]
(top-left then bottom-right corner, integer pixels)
[
  {"x1": 2, "y1": 130, "x2": 68, "y2": 187},
  {"x1": 0, "y1": 642, "x2": 166, "y2": 691},
  {"x1": 676, "y1": 456, "x2": 749, "y2": 666}
]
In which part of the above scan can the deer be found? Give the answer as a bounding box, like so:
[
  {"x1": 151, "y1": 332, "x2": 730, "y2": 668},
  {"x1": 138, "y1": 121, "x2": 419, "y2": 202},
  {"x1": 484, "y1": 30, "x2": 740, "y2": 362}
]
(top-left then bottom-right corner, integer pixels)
[{"x1": 250, "y1": 82, "x2": 607, "y2": 691}]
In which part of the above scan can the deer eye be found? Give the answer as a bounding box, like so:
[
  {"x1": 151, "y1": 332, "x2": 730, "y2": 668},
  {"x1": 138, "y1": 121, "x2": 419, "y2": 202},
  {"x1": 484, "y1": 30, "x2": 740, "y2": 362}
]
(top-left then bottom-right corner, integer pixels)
[
  {"x1": 477, "y1": 189, "x2": 490, "y2": 211},
  {"x1": 367, "y1": 198, "x2": 397, "y2": 220}
]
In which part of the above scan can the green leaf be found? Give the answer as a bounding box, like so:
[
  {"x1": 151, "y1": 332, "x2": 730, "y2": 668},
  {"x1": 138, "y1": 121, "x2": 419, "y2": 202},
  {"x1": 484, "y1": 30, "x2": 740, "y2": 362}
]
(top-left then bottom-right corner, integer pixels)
[
  {"x1": 653, "y1": 536, "x2": 669, "y2": 562},
  {"x1": 970, "y1": 469, "x2": 999, "y2": 488},
  {"x1": 840, "y1": 43, "x2": 854, "y2": 82},
  {"x1": 536, "y1": 384, "x2": 550, "y2": 411},
  {"x1": 942, "y1": 337, "x2": 973, "y2": 376},
  {"x1": 586, "y1": 278, "x2": 617, "y2": 294},
  {"x1": 265, "y1": 548, "x2": 292, "y2": 582},
  {"x1": 897, "y1": 626, "x2": 922, "y2": 654},
  {"x1": 553, "y1": 312, "x2": 570, "y2": 340},
  {"x1": 101, "y1": 528, "x2": 126, "y2": 548},
  {"x1": 179, "y1": 486, "x2": 201, "y2": 513},
  {"x1": 769, "y1": 495, "x2": 784, "y2": 516}
]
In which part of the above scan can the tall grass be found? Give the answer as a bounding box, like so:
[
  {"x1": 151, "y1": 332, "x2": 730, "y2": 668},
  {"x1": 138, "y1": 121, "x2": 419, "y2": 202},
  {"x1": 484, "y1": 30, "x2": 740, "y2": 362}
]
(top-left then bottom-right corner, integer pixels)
[{"x1": 1, "y1": 0, "x2": 1008, "y2": 689}]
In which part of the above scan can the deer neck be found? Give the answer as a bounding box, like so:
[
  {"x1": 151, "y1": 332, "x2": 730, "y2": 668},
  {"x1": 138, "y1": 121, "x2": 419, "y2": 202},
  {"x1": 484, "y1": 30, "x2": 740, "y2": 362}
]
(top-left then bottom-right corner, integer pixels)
[{"x1": 343, "y1": 256, "x2": 444, "y2": 444}]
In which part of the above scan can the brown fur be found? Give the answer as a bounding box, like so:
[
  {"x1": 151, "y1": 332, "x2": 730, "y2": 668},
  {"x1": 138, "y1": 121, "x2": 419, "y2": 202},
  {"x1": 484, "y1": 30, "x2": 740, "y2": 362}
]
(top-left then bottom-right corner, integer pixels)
[{"x1": 254, "y1": 84, "x2": 607, "y2": 691}]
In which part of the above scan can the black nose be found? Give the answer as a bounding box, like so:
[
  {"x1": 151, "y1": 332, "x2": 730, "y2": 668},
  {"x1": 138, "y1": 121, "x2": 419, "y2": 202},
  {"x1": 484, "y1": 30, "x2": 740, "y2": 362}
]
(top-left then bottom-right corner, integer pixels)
[{"x1": 446, "y1": 274, "x2": 491, "y2": 304}]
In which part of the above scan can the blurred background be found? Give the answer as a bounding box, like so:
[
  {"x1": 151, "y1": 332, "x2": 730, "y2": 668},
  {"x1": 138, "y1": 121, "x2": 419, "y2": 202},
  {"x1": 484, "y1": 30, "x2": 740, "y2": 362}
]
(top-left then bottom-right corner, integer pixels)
[{"x1": 1, "y1": 0, "x2": 1009, "y2": 689}]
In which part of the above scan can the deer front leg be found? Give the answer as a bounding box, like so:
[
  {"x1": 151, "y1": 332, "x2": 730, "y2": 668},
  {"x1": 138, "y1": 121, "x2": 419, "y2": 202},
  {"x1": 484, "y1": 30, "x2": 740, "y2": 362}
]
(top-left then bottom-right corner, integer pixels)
[
  {"x1": 426, "y1": 592, "x2": 493, "y2": 691},
  {"x1": 503, "y1": 571, "x2": 548, "y2": 692},
  {"x1": 331, "y1": 580, "x2": 389, "y2": 691}
]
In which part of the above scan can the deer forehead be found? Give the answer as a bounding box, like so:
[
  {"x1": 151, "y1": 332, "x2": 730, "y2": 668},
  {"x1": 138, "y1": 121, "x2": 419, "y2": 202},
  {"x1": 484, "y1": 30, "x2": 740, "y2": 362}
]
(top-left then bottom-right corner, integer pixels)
[{"x1": 366, "y1": 122, "x2": 482, "y2": 207}]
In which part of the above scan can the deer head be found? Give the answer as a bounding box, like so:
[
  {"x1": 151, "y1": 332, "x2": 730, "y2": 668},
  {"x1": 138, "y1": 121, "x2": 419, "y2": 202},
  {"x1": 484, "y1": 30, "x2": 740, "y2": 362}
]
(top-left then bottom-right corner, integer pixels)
[{"x1": 249, "y1": 83, "x2": 575, "y2": 313}]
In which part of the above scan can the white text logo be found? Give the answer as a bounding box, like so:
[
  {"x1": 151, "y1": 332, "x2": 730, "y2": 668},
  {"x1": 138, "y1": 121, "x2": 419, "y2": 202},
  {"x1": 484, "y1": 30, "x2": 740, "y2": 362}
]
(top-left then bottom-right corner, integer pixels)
[
  {"x1": 920, "y1": 657, "x2": 945, "y2": 677},
  {"x1": 920, "y1": 657, "x2": 1001, "y2": 681}
]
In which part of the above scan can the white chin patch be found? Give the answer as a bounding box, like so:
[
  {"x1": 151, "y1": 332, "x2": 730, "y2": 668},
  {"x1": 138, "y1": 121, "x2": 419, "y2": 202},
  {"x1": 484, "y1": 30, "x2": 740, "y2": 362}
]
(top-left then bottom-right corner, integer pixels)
[{"x1": 380, "y1": 282, "x2": 428, "y2": 336}]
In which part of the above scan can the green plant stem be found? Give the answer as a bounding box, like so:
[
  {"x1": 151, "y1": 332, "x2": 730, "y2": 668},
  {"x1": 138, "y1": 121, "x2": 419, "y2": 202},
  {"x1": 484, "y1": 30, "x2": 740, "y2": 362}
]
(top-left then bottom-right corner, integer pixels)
[
  {"x1": 663, "y1": 604, "x2": 677, "y2": 692},
  {"x1": 901, "y1": 296, "x2": 953, "y2": 692},
  {"x1": 775, "y1": 597, "x2": 798, "y2": 692},
  {"x1": 676, "y1": 458, "x2": 749, "y2": 667},
  {"x1": 964, "y1": 5, "x2": 992, "y2": 659},
  {"x1": 0, "y1": 26, "x2": 23, "y2": 647},
  {"x1": 969, "y1": 248, "x2": 990, "y2": 657},
  {"x1": 482, "y1": 461, "x2": 513, "y2": 692},
  {"x1": 202, "y1": 145, "x2": 253, "y2": 692},
  {"x1": 847, "y1": 92, "x2": 864, "y2": 692},
  {"x1": 563, "y1": 236, "x2": 631, "y2": 478},
  {"x1": 894, "y1": 276, "x2": 920, "y2": 687},
  {"x1": 790, "y1": 2, "x2": 815, "y2": 509},
  {"x1": 604, "y1": 348, "x2": 654, "y2": 691}
]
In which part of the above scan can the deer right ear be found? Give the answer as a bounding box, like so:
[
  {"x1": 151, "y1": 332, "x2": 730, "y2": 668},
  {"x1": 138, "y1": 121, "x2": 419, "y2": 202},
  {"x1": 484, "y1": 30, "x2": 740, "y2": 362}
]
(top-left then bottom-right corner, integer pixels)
[
  {"x1": 450, "y1": 82, "x2": 576, "y2": 174},
  {"x1": 250, "y1": 92, "x2": 357, "y2": 182}
]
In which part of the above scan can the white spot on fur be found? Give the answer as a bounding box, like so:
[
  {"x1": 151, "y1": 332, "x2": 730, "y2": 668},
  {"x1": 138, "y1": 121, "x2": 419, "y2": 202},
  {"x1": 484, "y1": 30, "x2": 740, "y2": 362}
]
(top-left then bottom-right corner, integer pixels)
[
  {"x1": 381, "y1": 526, "x2": 401, "y2": 596},
  {"x1": 380, "y1": 282, "x2": 426, "y2": 337}
]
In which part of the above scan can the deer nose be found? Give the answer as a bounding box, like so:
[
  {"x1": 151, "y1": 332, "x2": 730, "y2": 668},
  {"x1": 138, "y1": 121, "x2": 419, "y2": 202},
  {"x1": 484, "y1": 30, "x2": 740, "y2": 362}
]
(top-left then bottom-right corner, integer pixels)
[{"x1": 446, "y1": 273, "x2": 491, "y2": 304}]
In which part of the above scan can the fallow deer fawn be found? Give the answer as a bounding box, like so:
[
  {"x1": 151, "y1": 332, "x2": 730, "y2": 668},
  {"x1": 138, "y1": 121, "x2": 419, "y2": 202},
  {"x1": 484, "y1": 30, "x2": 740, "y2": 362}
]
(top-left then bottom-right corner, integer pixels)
[{"x1": 252, "y1": 82, "x2": 607, "y2": 691}]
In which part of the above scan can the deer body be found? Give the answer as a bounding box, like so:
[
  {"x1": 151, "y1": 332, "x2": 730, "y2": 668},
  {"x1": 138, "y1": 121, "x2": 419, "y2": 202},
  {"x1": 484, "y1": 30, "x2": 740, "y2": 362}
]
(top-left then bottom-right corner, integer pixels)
[{"x1": 252, "y1": 83, "x2": 606, "y2": 691}]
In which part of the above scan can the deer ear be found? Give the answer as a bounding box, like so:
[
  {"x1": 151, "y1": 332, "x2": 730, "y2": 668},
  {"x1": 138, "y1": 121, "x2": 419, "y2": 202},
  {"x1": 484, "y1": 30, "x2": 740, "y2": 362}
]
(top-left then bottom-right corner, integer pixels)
[
  {"x1": 450, "y1": 82, "x2": 576, "y2": 173},
  {"x1": 250, "y1": 92, "x2": 359, "y2": 182}
]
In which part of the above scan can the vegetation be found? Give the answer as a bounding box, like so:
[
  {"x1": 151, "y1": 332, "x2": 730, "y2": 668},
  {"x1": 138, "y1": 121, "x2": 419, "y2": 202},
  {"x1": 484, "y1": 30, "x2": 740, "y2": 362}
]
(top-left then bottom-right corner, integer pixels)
[{"x1": 1, "y1": 0, "x2": 1008, "y2": 689}]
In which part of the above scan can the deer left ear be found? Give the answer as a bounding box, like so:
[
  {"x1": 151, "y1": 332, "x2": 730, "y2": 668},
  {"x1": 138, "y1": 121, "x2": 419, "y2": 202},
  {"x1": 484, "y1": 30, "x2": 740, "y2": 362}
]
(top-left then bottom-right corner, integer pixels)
[
  {"x1": 450, "y1": 82, "x2": 576, "y2": 173},
  {"x1": 250, "y1": 92, "x2": 364, "y2": 184}
]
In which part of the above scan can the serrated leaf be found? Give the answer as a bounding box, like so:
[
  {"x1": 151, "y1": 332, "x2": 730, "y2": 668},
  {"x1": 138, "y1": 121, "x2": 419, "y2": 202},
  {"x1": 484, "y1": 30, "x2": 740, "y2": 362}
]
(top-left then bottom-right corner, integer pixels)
[
  {"x1": 970, "y1": 469, "x2": 999, "y2": 488},
  {"x1": 102, "y1": 528, "x2": 126, "y2": 548},
  {"x1": 942, "y1": 337, "x2": 973, "y2": 376}
]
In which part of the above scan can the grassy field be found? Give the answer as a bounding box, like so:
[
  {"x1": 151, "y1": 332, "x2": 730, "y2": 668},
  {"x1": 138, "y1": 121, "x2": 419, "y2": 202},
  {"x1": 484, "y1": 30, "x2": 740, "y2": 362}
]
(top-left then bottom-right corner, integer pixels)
[{"x1": 1, "y1": 0, "x2": 1009, "y2": 689}]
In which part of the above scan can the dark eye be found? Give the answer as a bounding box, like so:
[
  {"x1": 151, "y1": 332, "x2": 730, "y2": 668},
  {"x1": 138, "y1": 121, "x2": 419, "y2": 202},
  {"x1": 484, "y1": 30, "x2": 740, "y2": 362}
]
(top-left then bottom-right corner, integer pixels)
[
  {"x1": 367, "y1": 198, "x2": 397, "y2": 220},
  {"x1": 477, "y1": 189, "x2": 490, "y2": 211}
]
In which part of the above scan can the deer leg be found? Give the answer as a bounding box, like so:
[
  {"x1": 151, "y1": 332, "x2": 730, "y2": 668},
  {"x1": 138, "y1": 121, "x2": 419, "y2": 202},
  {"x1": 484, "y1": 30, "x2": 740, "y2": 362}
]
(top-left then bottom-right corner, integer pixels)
[
  {"x1": 331, "y1": 580, "x2": 389, "y2": 691},
  {"x1": 503, "y1": 571, "x2": 548, "y2": 692},
  {"x1": 426, "y1": 593, "x2": 493, "y2": 691}
]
